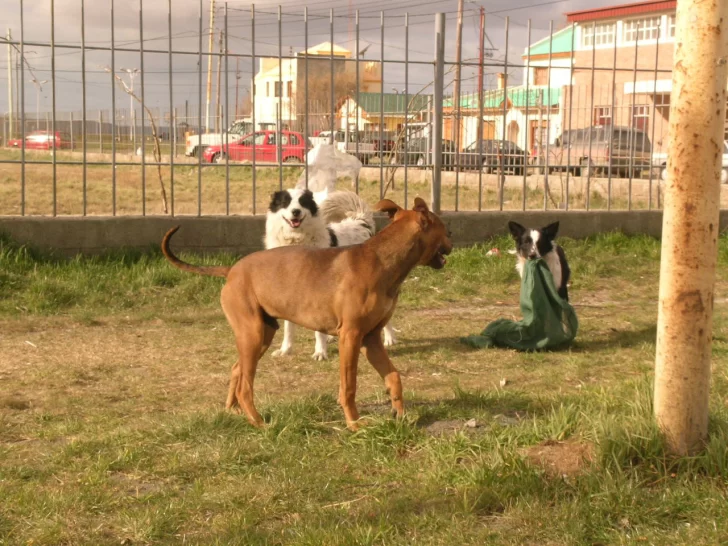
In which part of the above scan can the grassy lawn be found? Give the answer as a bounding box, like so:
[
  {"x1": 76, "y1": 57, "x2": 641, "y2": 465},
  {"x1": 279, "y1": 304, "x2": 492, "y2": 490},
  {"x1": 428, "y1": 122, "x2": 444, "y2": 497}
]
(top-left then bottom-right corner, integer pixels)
[
  {"x1": 2, "y1": 231, "x2": 728, "y2": 544},
  {"x1": 0, "y1": 148, "x2": 666, "y2": 215}
]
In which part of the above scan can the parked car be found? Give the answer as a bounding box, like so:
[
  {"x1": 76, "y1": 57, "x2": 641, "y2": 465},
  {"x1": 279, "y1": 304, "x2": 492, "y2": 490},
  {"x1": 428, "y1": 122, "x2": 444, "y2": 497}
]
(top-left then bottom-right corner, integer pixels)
[
  {"x1": 460, "y1": 139, "x2": 527, "y2": 175},
  {"x1": 202, "y1": 130, "x2": 307, "y2": 164},
  {"x1": 539, "y1": 125, "x2": 652, "y2": 177},
  {"x1": 653, "y1": 140, "x2": 728, "y2": 184},
  {"x1": 394, "y1": 137, "x2": 456, "y2": 169},
  {"x1": 6, "y1": 131, "x2": 71, "y2": 150},
  {"x1": 185, "y1": 120, "x2": 259, "y2": 157}
]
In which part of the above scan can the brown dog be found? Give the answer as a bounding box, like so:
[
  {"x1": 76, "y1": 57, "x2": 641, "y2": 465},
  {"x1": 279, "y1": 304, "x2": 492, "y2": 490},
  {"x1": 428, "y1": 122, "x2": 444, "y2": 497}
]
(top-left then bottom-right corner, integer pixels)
[{"x1": 161, "y1": 197, "x2": 452, "y2": 430}]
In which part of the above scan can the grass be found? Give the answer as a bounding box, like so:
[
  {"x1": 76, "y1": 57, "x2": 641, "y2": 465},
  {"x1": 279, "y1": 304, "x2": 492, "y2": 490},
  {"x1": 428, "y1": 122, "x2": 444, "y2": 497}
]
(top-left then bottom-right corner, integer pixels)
[
  {"x1": 0, "y1": 147, "x2": 671, "y2": 215},
  {"x1": 3, "y1": 232, "x2": 728, "y2": 544}
]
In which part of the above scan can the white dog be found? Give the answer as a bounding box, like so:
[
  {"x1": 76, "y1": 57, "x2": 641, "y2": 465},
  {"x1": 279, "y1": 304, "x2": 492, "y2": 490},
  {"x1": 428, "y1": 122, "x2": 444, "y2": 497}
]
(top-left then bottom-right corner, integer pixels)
[{"x1": 265, "y1": 188, "x2": 397, "y2": 360}]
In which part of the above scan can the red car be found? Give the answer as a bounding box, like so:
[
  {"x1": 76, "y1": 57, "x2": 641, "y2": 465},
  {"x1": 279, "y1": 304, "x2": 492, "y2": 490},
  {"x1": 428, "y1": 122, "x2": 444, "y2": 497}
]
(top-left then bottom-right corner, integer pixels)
[
  {"x1": 203, "y1": 130, "x2": 307, "y2": 164},
  {"x1": 7, "y1": 131, "x2": 71, "y2": 150}
]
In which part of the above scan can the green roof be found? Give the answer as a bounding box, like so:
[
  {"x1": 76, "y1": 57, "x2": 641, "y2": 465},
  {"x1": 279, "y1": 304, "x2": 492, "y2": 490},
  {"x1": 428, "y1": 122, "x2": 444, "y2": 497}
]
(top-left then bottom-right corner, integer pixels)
[
  {"x1": 526, "y1": 25, "x2": 574, "y2": 57},
  {"x1": 444, "y1": 86, "x2": 561, "y2": 109},
  {"x1": 354, "y1": 92, "x2": 431, "y2": 114}
]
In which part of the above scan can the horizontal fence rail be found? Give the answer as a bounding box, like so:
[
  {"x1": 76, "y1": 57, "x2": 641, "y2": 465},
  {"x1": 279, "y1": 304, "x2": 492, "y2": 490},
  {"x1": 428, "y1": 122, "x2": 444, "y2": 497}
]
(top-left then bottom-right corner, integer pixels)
[{"x1": 0, "y1": 2, "x2": 718, "y2": 216}]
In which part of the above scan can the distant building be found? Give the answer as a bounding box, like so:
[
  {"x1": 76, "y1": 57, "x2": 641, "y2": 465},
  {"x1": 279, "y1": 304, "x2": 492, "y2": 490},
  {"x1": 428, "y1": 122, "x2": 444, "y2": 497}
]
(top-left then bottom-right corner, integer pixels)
[
  {"x1": 251, "y1": 42, "x2": 382, "y2": 130},
  {"x1": 337, "y1": 93, "x2": 431, "y2": 133}
]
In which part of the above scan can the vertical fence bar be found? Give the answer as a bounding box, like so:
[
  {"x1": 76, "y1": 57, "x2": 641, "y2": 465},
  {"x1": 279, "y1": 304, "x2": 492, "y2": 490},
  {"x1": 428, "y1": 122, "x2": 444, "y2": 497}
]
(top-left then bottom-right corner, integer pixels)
[
  {"x1": 477, "y1": 16, "x2": 485, "y2": 211},
  {"x1": 648, "y1": 20, "x2": 661, "y2": 211},
  {"x1": 379, "y1": 11, "x2": 384, "y2": 198},
  {"x1": 304, "y1": 7, "x2": 309, "y2": 189},
  {"x1": 19, "y1": 0, "x2": 25, "y2": 215},
  {"x1": 353, "y1": 10, "x2": 358, "y2": 193},
  {"x1": 403, "y1": 12, "x2": 409, "y2": 206},
  {"x1": 51, "y1": 0, "x2": 57, "y2": 216},
  {"x1": 168, "y1": 0, "x2": 174, "y2": 216},
  {"x1": 499, "y1": 17, "x2": 509, "y2": 211},
  {"x1": 585, "y1": 21, "x2": 597, "y2": 211},
  {"x1": 565, "y1": 23, "x2": 576, "y2": 211},
  {"x1": 608, "y1": 24, "x2": 617, "y2": 210},
  {"x1": 251, "y1": 4, "x2": 256, "y2": 214},
  {"x1": 197, "y1": 0, "x2": 203, "y2": 216},
  {"x1": 277, "y1": 5, "x2": 283, "y2": 190},
  {"x1": 224, "y1": 3, "x2": 230, "y2": 213},
  {"x1": 628, "y1": 22, "x2": 640, "y2": 211},
  {"x1": 454, "y1": 16, "x2": 462, "y2": 212},
  {"x1": 139, "y1": 0, "x2": 146, "y2": 215},
  {"x1": 330, "y1": 10, "x2": 335, "y2": 139},
  {"x1": 521, "y1": 19, "x2": 531, "y2": 211},
  {"x1": 544, "y1": 20, "x2": 554, "y2": 210},
  {"x1": 81, "y1": 0, "x2": 87, "y2": 215},
  {"x1": 432, "y1": 13, "x2": 445, "y2": 214}
]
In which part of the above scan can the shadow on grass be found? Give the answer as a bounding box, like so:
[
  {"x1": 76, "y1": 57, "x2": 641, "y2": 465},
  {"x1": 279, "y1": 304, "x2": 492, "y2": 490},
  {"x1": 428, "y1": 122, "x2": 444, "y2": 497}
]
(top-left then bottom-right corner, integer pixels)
[{"x1": 573, "y1": 324, "x2": 657, "y2": 352}]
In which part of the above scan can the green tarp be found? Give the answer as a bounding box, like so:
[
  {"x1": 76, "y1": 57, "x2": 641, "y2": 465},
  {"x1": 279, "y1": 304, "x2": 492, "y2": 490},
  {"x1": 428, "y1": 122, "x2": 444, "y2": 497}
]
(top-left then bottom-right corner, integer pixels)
[{"x1": 460, "y1": 259, "x2": 578, "y2": 351}]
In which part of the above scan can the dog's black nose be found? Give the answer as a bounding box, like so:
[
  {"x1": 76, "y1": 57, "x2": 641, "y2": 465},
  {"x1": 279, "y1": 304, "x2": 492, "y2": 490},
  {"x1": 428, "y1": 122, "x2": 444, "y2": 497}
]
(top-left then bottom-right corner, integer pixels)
[
  {"x1": 290, "y1": 208, "x2": 302, "y2": 217},
  {"x1": 529, "y1": 253, "x2": 538, "y2": 260}
]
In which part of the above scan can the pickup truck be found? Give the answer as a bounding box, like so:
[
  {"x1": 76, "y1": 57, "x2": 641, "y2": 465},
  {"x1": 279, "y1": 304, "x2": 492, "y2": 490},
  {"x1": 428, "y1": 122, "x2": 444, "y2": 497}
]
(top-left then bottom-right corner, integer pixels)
[
  {"x1": 184, "y1": 120, "x2": 255, "y2": 157},
  {"x1": 309, "y1": 130, "x2": 394, "y2": 164}
]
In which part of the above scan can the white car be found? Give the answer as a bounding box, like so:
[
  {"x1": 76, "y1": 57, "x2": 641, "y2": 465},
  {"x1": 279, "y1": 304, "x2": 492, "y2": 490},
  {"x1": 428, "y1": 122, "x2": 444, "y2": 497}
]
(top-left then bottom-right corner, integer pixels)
[{"x1": 655, "y1": 141, "x2": 728, "y2": 184}]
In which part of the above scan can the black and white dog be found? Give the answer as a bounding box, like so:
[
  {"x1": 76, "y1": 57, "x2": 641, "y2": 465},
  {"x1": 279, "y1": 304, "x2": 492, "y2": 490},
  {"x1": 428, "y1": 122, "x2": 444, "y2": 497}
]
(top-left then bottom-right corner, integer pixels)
[
  {"x1": 507, "y1": 221, "x2": 571, "y2": 301},
  {"x1": 265, "y1": 188, "x2": 396, "y2": 360}
]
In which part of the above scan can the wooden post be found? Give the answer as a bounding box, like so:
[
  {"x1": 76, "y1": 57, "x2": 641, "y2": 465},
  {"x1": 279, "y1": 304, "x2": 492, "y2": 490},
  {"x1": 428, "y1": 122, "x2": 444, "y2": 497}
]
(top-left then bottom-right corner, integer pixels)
[{"x1": 654, "y1": 0, "x2": 728, "y2": 455}]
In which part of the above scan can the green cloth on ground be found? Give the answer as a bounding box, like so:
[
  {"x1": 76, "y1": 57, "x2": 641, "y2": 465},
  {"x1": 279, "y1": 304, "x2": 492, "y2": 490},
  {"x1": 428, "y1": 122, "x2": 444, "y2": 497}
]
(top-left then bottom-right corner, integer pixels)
[{"x1": 461, "y1": 258, "x2": 578, "y2": 351}]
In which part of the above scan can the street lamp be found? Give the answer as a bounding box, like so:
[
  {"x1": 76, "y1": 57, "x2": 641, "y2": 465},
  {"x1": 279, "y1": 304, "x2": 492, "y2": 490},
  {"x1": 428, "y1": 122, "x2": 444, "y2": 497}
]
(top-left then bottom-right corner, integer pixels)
[
  {"x1": 30, "y1": 78, "x2": 48, "y2": 132},
  {"x1": 119, "y1": 67, "x2": 140, "y2": 144}
]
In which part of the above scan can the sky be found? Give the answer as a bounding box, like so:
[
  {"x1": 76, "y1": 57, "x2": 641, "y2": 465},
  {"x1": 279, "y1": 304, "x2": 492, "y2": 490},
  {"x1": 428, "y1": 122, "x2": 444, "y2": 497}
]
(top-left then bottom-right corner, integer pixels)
[{"x1": 0, "y1": 0, "x2": 614, "y2": 122}]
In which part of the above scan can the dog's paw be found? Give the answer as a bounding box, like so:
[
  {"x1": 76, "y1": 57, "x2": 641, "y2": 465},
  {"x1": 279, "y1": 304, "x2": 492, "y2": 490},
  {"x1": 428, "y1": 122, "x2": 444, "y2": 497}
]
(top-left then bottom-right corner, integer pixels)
[
  {"x1": 326, "y1": 335, "x2": 336, "y2": 344},
  {"x1": 383, "y1": 334, "x2": 397, "y2": 347},
  {"x1": 272, "y1": 347, "x2": 292, "y2": 357},
  {"x1": 312, "y1": 351, "x2": 328, "y2": 361}
]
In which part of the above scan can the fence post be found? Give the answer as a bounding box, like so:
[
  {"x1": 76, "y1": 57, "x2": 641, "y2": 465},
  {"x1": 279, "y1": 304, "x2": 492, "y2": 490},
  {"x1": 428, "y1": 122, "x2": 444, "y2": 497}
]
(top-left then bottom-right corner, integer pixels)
[
  {"x1": 70, "y1": 111, "x2": 74, "y2": 151},
  {"x1": 653, "y1": 0, "x2": 728, "y2": 455},
  {"x1": 431, "y1": 13, "x2": 445, "y2": 215}
]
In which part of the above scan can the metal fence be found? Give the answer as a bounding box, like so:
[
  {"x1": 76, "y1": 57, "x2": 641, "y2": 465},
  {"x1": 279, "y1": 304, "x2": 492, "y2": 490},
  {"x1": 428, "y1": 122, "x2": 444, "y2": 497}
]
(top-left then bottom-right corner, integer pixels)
[{"x1": 0, "y1": 1, "x2": 712, "y2": 217}]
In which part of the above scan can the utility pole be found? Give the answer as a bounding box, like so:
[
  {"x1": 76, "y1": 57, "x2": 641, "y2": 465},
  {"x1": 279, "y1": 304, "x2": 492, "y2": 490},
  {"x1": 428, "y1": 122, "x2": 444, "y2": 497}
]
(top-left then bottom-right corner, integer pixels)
[
  {"x1": 6, "y1": 29, "x2": 13, "y2": 139},
  {"x1": 654, "y1": 0, "x2": 728, "y2": 455},
  {"x1": 477, "y1": 7, "x2": 484, "y2": 142},
  {"x1": 235, "y1": 57, "x2": 241, "y2": 120},
  {"x1": 215, "y1": 29, "x2": 223, "y2": 133},
  {"x1": 205, "y1": 0, "x2": 216, "y2": 133},
  {"x1": 452, "y1": 0, "x2": 463, "y2": 150}
]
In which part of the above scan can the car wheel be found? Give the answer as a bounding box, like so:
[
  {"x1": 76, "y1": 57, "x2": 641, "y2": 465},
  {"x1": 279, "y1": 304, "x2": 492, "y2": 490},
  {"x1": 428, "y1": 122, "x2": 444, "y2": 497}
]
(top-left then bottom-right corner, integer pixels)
[
  {"x1": 214, "y1": 152, "x2": 226, "y2": 164},
  {"x1": 283, "y1": 156, "x2": 300, "y2": 164}
]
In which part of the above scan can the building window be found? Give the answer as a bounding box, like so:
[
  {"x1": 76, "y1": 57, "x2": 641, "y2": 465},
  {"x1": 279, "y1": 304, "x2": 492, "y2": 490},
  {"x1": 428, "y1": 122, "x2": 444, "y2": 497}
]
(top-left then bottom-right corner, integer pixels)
[
  {"x1": 274, "y1": 82, "x2": 281, "y2": 98},
  {"x1": 582, "y1": 22, "x2": 616, "y2": 47},
  {"x1": 594, "y1": 106, "x2": 612, "y2": 126},
  {"x1": 287, "y1": 81, "x2": 293, "y2": 97},
  {"x1": 667, "y1": 14, "x2": 676, "y2": 38},
  {"x1": 623, "y1": 17, "x2": 661, "y2": 42},
  {"x1": 534, "y1": 67, "x2": 549, "y2": 85},
  {"x1": 632, "y1": 105, "x2": 650, "y2": 132}
]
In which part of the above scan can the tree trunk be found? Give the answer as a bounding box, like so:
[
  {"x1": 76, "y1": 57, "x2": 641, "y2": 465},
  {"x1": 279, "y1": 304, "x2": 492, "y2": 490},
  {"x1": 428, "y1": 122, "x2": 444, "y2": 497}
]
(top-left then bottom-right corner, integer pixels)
[{"x1": 654, "y1": 0, "x2": 728, "y2": 455}]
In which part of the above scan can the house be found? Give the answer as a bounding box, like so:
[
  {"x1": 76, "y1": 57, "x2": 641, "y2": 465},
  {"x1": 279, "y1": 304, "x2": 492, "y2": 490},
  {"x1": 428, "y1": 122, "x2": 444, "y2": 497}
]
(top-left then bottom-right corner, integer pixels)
[
  {"x1": 336, "y1": 93, "x2": 431, "y2": 133},
  {"x1": 563, "y1": 0, "x2": 680, "y2": 154},
  {"x1": 251, "y1": 42, "x2": 382, "y2": 130}
]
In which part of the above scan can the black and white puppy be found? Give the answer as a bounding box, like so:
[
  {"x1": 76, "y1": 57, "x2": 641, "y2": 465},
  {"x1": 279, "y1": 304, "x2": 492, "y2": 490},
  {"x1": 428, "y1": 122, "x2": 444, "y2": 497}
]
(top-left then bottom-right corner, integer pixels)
[
  {"x1": 507, "y1": 221, "x2": 571, "y2": 301},
  {"x1": 265, "y1": 188, "x2": 396, "y2": 360}
]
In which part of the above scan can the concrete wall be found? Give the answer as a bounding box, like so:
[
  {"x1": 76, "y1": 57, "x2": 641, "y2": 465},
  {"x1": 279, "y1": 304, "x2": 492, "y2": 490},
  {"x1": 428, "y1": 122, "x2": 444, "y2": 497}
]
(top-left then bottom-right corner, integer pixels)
[{"x1": 4, "y1": 211, "x2": 728, "y2": 258}]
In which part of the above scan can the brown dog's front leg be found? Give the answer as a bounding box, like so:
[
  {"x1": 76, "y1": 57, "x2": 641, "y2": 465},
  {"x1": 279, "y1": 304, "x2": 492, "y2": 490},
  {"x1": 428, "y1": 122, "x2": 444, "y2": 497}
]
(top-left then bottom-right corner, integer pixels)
[
  {"x1": 362, "y1": 330, "x2": 404, "y2": 419},
  {"x1": 338, "y1": 329, "x2": 363, "y2": 430}
]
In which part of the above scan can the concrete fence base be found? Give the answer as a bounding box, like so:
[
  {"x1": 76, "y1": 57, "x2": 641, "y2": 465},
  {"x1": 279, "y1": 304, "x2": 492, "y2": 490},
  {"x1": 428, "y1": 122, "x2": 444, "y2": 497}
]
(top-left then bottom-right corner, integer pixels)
[{"x1": 1, "y1": 211, "x2": 727, "y2": 257}]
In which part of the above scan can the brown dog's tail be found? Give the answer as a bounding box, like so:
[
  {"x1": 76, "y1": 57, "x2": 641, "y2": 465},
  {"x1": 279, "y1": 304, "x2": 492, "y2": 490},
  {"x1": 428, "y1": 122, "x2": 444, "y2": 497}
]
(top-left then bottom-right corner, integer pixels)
[{"x1": 161, "y1": 226, "x2": 231, "y2": 278}]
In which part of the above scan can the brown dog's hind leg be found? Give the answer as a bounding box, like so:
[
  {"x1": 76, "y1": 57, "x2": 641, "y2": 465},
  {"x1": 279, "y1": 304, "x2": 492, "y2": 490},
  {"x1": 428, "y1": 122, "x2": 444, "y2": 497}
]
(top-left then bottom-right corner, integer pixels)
[
  {"x1": 362, "y1": 330, "x2": 404, "y2": 419},
  {"x1": 338, "y1": 329, "x2": 363, "y2": 430},
  {"x1": 225, "y1": 325, "x2": 276, "y2": 416}
]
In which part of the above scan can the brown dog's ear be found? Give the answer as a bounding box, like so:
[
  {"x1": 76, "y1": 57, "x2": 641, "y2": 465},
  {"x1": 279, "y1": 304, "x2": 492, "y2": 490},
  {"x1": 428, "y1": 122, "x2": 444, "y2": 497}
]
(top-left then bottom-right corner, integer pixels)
[
  {"x1": 413, "y1": 197, "x2": 429, "y2": 213},
  {"x1": 375, "y1": 199, "x2": 403, "y2": 219}
]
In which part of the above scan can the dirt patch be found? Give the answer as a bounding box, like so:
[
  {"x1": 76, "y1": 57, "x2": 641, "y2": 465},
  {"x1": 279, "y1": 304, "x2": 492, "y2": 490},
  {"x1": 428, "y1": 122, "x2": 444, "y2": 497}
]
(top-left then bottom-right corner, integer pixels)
[
  {"x1": 522, "y1": 439, "x2": 593, "y2": 478},
  {"x1": 0, "y1": 394, "x2": 32, "y2": 410}
]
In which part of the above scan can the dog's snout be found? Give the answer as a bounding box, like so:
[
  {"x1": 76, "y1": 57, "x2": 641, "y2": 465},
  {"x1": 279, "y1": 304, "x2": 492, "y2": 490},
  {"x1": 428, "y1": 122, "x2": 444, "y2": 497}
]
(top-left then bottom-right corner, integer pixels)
[
  {"x1": 290, "y1": 208, "x2": 302, "y2": 218},
  {"x1": 529, "y1": 253, "x2": 538, "y2": 260}
]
